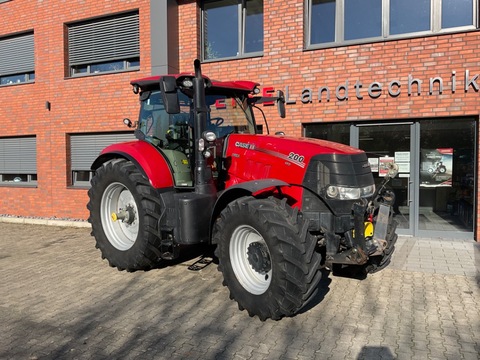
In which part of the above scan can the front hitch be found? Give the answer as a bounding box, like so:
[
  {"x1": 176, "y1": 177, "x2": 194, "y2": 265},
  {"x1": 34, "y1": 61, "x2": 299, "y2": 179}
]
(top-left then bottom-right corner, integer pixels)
[{"x1": 325, "y1": 199, "x2": 370, "y2": 269}]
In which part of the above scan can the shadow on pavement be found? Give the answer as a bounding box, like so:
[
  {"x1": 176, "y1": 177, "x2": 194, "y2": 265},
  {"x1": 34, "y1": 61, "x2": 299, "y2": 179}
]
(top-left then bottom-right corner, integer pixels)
[{"x1": 357, "y1": 346, "x2": 395, "y2": 360}]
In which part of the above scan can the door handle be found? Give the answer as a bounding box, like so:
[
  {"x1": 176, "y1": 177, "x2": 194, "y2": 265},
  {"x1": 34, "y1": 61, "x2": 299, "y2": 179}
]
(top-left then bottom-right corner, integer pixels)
[{"x1": 407, "y1": 179, "x2": 413, "y2": 204}]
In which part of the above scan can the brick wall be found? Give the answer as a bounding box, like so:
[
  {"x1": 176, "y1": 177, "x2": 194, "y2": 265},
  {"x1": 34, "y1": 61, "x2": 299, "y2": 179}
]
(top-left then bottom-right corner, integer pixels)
[{"x1": 0, "y1": 0, "x2": 152, "y2": 220}]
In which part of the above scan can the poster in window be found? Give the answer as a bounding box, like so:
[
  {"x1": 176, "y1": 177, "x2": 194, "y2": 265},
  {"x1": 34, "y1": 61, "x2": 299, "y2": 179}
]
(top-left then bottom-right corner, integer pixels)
[
  {"x1": 368, "y1": 157, "x2": 379, "y2": 172},
  {"x1": 420, "y1": 148, "x2": 453, "y2": 187},
  {"x1": 394, "y1": 151, "x2": 410, "y2": 173},
  {"x1": 379, "y1": 157, "x2": 395, "y2": 176}
]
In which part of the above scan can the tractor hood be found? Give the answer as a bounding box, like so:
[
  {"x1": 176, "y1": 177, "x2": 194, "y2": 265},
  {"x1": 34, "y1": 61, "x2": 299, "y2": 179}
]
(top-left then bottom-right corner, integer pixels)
[{"x1": 223, "y1": 134, "x2": 367, "y2": 186}]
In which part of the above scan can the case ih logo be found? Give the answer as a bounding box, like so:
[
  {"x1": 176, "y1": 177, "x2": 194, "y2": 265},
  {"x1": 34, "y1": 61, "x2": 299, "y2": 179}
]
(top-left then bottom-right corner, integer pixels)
[{"x1": 235, "y1": 141, "x2": 256, "y2": 150}]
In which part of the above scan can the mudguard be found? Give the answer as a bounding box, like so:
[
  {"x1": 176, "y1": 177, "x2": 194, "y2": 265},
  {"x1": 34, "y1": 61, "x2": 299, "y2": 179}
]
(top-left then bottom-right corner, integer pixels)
[
  {"x1": 91, "y1": 140, "x2": 174, "y2": 189},
  {"x1": 210, "y1": 179, "x2": 290, "y2": 237}
]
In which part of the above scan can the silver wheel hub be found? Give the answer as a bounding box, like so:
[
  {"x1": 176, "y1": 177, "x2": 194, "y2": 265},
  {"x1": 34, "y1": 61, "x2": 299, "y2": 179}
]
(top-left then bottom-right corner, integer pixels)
[
  {"x1": 100, "y1": 182, "x2": 139, "y2": 251},
  {"x1": 230, "y1": 225, "x2": 272, "y2": 295}
]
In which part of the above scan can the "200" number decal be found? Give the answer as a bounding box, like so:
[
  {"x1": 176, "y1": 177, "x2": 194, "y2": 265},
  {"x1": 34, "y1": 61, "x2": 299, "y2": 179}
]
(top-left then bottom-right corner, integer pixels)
[{"x1": 288, "y1": 152, "x2": 304, "y2": 163}]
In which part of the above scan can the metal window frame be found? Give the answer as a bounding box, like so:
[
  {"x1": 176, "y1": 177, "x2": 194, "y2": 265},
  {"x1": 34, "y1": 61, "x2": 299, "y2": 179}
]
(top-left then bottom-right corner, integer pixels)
[
  {"x1": 67, "y1": 11, "x2": 140, "y2": 77},
  {"x1": 201, "y1": 0, "x2": 263, "y2": 62},
  {"x1": 70, "y1": 59, "x2": 139, "y2": 76},
  {"x1": 306, "y1": 0, "x2": 478, "y2": 49},
  {"x1": 0, "y1": 32, "x2": 35, "y2": 82},
  {"x1": 0, "y1": 136, "x2": 37, "y2": 186},
  {"x1": 72, "y1": 170, "x2": 94, "y2": 187}
]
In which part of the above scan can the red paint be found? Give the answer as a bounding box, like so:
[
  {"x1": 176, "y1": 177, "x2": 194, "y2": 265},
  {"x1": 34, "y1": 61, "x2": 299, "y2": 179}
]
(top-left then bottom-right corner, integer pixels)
[
  {"x1": 100, "y1": 141, "x2": 174, "y2": 189},
  {"x1": 223, "y1": 134, "x2": 363, "y2": 207}
]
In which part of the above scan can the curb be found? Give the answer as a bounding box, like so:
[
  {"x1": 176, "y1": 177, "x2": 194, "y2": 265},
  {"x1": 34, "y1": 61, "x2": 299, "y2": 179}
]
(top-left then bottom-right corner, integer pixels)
[{"x1": 0, "y1": 217, "x2": 91, "y2": 228}]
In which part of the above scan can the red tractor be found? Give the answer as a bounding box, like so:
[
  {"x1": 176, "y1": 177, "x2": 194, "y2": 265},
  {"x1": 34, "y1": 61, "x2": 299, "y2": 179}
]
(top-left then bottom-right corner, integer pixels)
[{"x1": 87, "y1": 60, "x2": 398, "y2": 320}]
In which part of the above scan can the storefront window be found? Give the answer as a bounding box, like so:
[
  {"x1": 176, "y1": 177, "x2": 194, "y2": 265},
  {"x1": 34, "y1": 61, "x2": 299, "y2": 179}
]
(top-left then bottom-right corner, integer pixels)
[
  {"x1": 419, "y1": 118, "x2": 475, "y2": 232},
  {"x1": 305, "y1": 118, "x2": 476, "y2": 237},
  {"x1": 304, "y1": 122, "x2": 350, "y2": 145}
]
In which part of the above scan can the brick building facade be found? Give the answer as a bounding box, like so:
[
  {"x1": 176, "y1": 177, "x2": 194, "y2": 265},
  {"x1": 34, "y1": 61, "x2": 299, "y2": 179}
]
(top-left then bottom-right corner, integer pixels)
[{"x1": 0, "y1": 0, "x2": 478, "y2": 240}]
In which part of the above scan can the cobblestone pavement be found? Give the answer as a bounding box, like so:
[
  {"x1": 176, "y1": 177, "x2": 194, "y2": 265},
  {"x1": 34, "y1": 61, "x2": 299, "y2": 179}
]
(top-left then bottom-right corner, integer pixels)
[{"x1": 0, "y1": 222, "x2": 479, "y2": 360}]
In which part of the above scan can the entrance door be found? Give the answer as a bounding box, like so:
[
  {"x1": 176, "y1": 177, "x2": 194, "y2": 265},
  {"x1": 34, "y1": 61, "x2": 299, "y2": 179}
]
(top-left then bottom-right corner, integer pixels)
[
  {"x1": 355, "y1": 120, "x2": 475, "y2": 238},
  {"x1": 416, "y1": 119, "x2": 475, "y2": 238},
  {"x1": 357, "y1": 123, "x2": 415, "y2": 235},
  {"x1": 305, "y1": 118, "x2": 476, "y2": 239}
]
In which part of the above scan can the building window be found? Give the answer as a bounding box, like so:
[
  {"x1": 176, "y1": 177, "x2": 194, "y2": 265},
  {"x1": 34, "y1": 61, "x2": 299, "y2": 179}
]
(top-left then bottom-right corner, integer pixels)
[
  {"x1": 0, "y1": 32, "x2": 35, "y2": 86},
  {"x1": 0, "y1": 136, "x2": 37, "y2": 185},
  {"x1": 304, "y1": 122, "x2": 351, "y2": 145},
  {"x1": 345, "y1": 0, "x2": 382, "y2": 41},
  {"x1": 67, "y1": 12, "x2": 140, "y2": 77},
  {"x1": 442, "y1": 0, "x2": 474, "y2": 28},
  {"x1": 202, "y1": 0, "x2": 263, "y2": 61},
  {"x1": 307, "y1": 0, "x2": 477, "y2": 47},
  {"x1": 70, "y1": 132, "x2": 134, "y2": 187},
  {"x1": 390, "y1": 0, "x2": 431, "y2": 35}
]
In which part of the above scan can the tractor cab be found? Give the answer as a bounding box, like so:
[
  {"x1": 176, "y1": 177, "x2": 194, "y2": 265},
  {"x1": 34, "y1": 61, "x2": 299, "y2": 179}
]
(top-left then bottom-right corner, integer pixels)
[{"x1": 131, "y1": 75, "x2": 259, "y2": 188}]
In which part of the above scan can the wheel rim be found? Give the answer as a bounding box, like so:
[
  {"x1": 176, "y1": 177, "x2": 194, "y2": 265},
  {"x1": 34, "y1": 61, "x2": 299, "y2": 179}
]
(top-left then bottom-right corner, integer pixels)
[
  {"x1": 229, "y1": 225, "x2": 272, "y2": 295},
  {"x1": 100, "y1": 182, "x2": 139, "y2": 251}
]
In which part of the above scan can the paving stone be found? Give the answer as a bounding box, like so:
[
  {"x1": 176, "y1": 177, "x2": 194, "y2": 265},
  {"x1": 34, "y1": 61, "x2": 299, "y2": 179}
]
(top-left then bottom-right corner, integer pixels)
[{"x1": 0, "y1": 224, "x2": 479, "y2": 360}]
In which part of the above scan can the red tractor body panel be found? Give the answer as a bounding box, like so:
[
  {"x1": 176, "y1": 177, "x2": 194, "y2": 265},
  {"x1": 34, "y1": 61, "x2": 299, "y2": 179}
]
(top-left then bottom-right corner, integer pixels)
[
  {"x1": 223, "y1": 134, "x2": 364, "y2": 207},
  {"x1": 99, "y1": 141, "x2": 174, "y2": 188},
  {"x1": 131, "y1": 75, "x2": 259, "y2": 93}
]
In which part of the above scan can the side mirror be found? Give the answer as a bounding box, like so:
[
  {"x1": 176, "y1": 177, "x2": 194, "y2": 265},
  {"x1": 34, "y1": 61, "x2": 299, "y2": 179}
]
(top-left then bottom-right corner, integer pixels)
[
  {"x1": 159, "y1": 76, "x2": 180, "y2": 114},
  {"x1": 276, "y1": 90, "x2": 286, "y2": 118}
]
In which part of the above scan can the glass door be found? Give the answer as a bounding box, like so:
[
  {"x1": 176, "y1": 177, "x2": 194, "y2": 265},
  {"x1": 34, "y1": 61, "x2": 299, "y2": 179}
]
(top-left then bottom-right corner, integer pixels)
[
  {"x1": 306, "y1": 118, "x2": 476, "y2": 239},
  {"x1": 417, "y1": 119, "x2": 475, "y2": 238},
  {"x1": 357, "y1": 123, "x2": 414, "y2": 235}
]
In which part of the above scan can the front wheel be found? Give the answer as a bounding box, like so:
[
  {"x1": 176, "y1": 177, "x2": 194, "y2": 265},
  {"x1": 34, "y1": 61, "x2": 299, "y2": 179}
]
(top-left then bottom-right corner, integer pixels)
[
  {"x1": 213, "y1": 196, "x2": 322, "y2": 320},
  {"x1": 87, "y1": 159, "x2": 163, "y2": 271}
]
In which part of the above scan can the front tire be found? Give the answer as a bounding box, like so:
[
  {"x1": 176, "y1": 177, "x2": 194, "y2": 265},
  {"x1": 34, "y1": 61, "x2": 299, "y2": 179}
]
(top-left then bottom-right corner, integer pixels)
[
  {"x1": 213, "y1": 196, "x2": 322, "y2": 320},
  {"x1": 366, "y1": 216, "x2": 398, "y2": 274},
  {"x1": 87, "y1": 159, "x2": 163, "y2": 271}
]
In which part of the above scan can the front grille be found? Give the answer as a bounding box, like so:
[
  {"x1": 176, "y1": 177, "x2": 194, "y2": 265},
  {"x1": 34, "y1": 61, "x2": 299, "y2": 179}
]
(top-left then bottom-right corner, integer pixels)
[{"x1": 302, "y1": 152, "x2": 374, "y2": 215}]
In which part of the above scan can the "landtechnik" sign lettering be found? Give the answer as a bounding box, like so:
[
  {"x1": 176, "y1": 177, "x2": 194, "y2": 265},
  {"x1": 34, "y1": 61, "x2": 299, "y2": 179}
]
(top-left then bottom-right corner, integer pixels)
[{"x1": 261, "y1": 70, "x2": 480, "y2": 104}]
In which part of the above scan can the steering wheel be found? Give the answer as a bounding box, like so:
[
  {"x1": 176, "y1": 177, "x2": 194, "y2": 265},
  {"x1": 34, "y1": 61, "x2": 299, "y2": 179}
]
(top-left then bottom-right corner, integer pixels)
[{"x1": 210, "y1": 117, "x2": 224, "y2": 126}]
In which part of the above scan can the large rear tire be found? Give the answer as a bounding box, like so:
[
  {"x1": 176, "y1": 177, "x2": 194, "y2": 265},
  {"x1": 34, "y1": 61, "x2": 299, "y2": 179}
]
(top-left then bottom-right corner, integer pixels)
[
  {"x1": 87, "y1": 159, "x2": 163, "y2": 271},
  {"x1": 213, "y1": 196, "x2": 322, "y2": 320}
]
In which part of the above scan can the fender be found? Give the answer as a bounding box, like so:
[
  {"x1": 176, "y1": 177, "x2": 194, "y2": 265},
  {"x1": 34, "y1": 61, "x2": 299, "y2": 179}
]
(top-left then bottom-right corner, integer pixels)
[
  {"x1": 91, "y1": 140, "x2": 174, "y2": 189},
  {"x1": 210, "y1": 179, "x2": 290, "y2": 240}
]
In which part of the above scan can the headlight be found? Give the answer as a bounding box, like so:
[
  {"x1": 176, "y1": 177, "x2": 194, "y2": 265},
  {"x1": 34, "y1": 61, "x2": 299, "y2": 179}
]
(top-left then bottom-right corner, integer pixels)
[
  {"x1": 326, "y1": 184, "x2": 375, "y2": 200},
  {"x1": 360, "y1": 184, "x2": 375, "y2": 197},
  {"x1": 182, "y1": 78, "x2": 194, "y2": 88},
  {"x1": 203, "y1": 131, "x2": 217, "y2": 142}
]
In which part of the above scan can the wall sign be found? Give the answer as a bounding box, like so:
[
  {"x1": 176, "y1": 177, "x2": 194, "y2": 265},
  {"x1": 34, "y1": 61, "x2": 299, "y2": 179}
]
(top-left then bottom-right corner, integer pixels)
[{"x1": 262, "y1": 70, "x2": 479, "y2": 104}]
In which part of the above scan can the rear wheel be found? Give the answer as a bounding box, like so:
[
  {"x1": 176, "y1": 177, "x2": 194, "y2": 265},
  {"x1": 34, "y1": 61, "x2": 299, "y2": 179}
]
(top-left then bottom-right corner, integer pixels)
[
  {"x1": 87, "y1": 159, "x2": 163, "y2": 271},
  {"x1": 213, "y1": 196, "x2": 322, "y2": 320}
]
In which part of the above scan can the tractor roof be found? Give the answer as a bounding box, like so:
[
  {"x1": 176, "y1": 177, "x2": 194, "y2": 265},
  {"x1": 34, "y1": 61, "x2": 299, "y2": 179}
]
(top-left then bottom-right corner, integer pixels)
[{"x1": 131, "y1": 74, "x2": 260, "y2": 93}]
